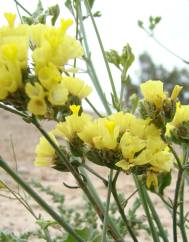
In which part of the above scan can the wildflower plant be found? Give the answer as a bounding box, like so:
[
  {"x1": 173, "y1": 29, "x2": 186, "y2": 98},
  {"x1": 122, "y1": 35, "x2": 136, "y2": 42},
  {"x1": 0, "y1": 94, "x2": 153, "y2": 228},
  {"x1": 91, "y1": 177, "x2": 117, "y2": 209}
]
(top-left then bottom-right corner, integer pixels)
[{"x1": 0, "y1": 1, "x2": 189, "y2": 242}]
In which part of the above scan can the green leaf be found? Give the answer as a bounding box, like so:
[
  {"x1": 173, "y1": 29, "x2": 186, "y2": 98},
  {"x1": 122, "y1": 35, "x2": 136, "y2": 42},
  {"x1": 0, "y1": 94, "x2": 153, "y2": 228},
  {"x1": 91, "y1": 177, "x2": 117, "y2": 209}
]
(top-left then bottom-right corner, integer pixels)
[
  {"x1": 65, "y1": 0, "x2": 73, "y2": 13},
  {"x1": 155, "y1": 16, "x2": 161, "y2": 24},
  {"x1": 129, "y1": 93, "x2": 139, "y2": 113},
  {"x1": 93, "y1": 11, "x2": 101, "y2": 18},
  {"x1": 36, "y1": 219, "x2": 57, "y2": 230},
  {"x1": 105, "y1": 49, "x2": 121, "y2": 69},
  {"x1": 22, "y1": 16, "x2": 33, "y2": 25},
  {"x1": 47, "y1": 4, "x2": 60, "y2": 25},
  {"x1": 137, "y1": 20, "x2": 144, "y2": 28},
  {"x1": 64, "y1": 227, "x2": 101, "y2": 242},
  {"x1": 32, "y1": 0, "x2": 44, "y2": 19},
  {"x1": 88, "y1": 0, "x2": 96, "y2": 9},
  {"x1": 120, "y1": 44, "x2": 135, "y2": 72},
  {"x1": 158, "y1": 172, "x2": 172, "y2": 195},
  {"x1": 0, "y1": 230, "x2": 27, "y2": 242}
]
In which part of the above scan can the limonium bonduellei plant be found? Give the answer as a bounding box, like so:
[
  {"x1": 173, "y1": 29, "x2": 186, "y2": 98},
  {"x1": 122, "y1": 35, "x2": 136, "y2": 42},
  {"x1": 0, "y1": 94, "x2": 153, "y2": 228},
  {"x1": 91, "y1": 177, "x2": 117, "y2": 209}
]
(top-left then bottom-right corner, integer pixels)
[{"x1": 0, "y1": 1, "x2": 189, "y2": 242}]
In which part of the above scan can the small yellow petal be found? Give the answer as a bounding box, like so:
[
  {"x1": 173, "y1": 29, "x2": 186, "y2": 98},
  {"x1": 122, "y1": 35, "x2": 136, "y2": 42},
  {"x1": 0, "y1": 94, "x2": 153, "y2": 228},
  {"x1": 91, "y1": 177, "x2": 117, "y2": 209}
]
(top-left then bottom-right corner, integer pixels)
[
  {"x1": 4, "y1": 13, "x2": 16, "y2": 27},
  {"x1": 146, "y1": 171, "x2": 158, "y2": 188},
  {"x1": 115, "y1": 159, "x2": 134, "y2": 171},
  {"x1": 70, "y1": 105, "x2": 80, "y2": 115},
  {"x1": 48, "y1": 84, "x2": 68, "y2": 105},
  {"x1": 27, "y1": 97, "x2": 47, "y2": 115},
  {"x1": 171, "y1": 85, "x2": 183, "y2": 101},
  {"x1": 25, "y1": 82, "x2": 45, "y2": 98}
]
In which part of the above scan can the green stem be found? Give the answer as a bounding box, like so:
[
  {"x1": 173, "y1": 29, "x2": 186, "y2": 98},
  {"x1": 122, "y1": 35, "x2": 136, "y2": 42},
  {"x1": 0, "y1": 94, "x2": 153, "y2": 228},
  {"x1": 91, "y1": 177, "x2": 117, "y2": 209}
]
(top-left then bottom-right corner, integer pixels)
[
  {"x1": 2, "y1": 180, "x2": 52, "y2": 242},
  {"x1": 143, "y1": 188, "x2": 168, "y2": 242},
  {"x1": 79, "y1": 167, "x2": 123, "y2": 241},
  {"x1": 141, "y1": 27, "x2": 189, "y2": 65},
  {"x1": 0, "y1": 180, "x2": 37, "y2": 219},
  {"x1": 134, "y1": 175, "x2": 160, "y2": 242},
  {"x1": 13, "y1": 0, "x2": 32, "y2": 16},
  {"x1": 85, "y1": 98, "x2": 104, "y2": 118},
  {"x1": 73, "y1": 0, "x2": 79, "y2": 78},
  {"x1": 159, "y1": 195, "x2": 189, "y2": 225},
  {"x1": 13, "y1": 0, "x2": 23, "y2": 23},
  {"x1": 101, "y1": 169, "x2": 113, "y2": 242},
  {"x1": 81, "y1": 163, "x2": 108, "y2": 186},
  {"x1": 77, "y1": 1, "x2": 111, "y2": 114},
  {"x1": 120, "y1": 67, "x2": 127, "y2": 109},
  {"x1": 173, "y1": 168, "x2": 183, "y2": 242},
  {"x1": 0, "y1": 158, "x2": 84, "y2": 242},
  {"x1": 179, "y1": 173, "x2": 188, "y2": 242},
  {"x1": 112, "y1": 172, "x2": 138, "y2": 242},
  {"x1": 167, "y1": 143, "x2": 182, "y2": 169},
  {"x1": 83, "y1": 0, "x2": 119, "y2": 109},
  {"x1": 0, "y1": 103, "x2": 28, "y2": 119}
]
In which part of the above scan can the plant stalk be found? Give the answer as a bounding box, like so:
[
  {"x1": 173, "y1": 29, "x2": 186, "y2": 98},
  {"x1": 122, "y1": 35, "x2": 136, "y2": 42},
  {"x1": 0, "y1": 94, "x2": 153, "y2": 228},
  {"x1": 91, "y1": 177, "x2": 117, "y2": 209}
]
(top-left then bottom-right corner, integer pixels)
[
  {"x1": 77, "y1": 1, "x2": 111, "y2": 114},
  {"x1": 134, "y1": 175, "x2": 160, "y2": 242},
  {"x1": 143, "y1": 187, "x2": 168, "y2": 242},
  {"x1": 83, "y1": 0, "x2": 119, "y2": 110},
  {"x1": 179, "y1": 173, "x2": 188, "y2": 242},
  {"x1": 0, "y1": 158, "x2": 84, "y2": 242},
  {"x1": 101, "y1": 169, "x2": 113, "y2": 242},
  {"x1": 112, "y1": 172, "x2": 138, "y2": 242}
]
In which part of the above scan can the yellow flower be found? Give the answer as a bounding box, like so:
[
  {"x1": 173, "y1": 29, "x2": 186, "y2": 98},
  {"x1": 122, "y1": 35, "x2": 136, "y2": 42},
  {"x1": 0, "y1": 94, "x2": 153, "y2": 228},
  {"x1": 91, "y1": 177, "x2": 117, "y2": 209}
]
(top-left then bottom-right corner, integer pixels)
[
  {"x1": 109, "y1": 112, "x2": 136, "y2": 133},
  {"x1": 34, "y1": 133, "x2": 58, "y2": 166},
  {"x1": 38, "y1": 63, "x2": 61, "y2": 90},
  {"x1": 25, "y1": 82, "x2": 45, "y2": 98},
  {"x1": 0, "y1": 63, "x2": 21, "y2": 94},
  {"x1": 27, "y1": 97, "x2": 47, "y2": 115},
  {"x1": 70, "y1": 104, "x2": 80, "y2": 114},
  {"x1": 0, "y1": 36, "x2": 29, "y2": 68},
  {"x1": 4, "y1": 13, "x2": 16, "y2": 28},
  {"x1": 30, "y1": 24, "x2": 48, "y2": 47},
  {"x1": 119, "y1": 131, "x2": 146, "y2": 160},
  {"x1": 171, "y1": 105, "x2": 189, "y2": 127},
  {"x1": 146, "y1": 171, "x2": 158, "y2": 188},
  {"x1": 32, "y1": 41, "x2": 52, "y2": 70},
  {"x1": 48, "y1": 83, "x2": 68, "y2": 105},
  {"x1": 1, "y1": 43, "x2": 18, "y2": 61},
  {"x1": 115, "y1": 159, "x2": 134, "y2": 171},
  {"x1": 165, "y1": 123, "x2": 175, "y2": 136},
  {"x1": 52, "y1": 35, "x2": 83, "y2": 66},
  {"x1": 115, "y1": 117, "x2": 173, "y2": 173},
  {"x1": 171, "y1": 85, "x2": 183, "y2": 101},
  {"x1": 54, "y1": 105, "x2": 92, "y2": 140},
  {"x1": 61, "y1": 76, "x2": 92, "y2": 99},
  {"x1": 149, "y1": 150, "x2": 173, "y2": 172},
  {"x1": 59, "y1": 18, "x2": 73, "y2": 35},
  {"x1": 140, "y1": 80, "x2": 166, "y2": 109},
  {"x1": 78, "y1": 118, "x2": 119, "y2": 150},
  {"x1": 32, "y1": 21, "x2": 83, "y2": 69}
]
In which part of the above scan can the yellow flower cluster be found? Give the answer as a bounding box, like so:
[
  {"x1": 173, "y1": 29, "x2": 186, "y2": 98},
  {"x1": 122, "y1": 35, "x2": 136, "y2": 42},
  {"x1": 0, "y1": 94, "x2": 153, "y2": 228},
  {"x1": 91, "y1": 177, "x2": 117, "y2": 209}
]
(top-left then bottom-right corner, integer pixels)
[
  {"x1": 0, "y1": 13, "x2": 29, "y2": 100},
  {"x1": 165, "y1": 103, "x2": 189, "y2": 143},
  {"x1": 36, "y1": 105, "x2": 173, "y2": 185},
  {"x1": 115, "y1": 116, "x2": 173, "y2": 175},
  {"x1": 34, "y1": 132, "x2": 58, "y2": 166},
  {"x1": 0, "y1": 13, "x2": 92, "y2": 116},
  {"x1": 171, "y1": 104, "x2": 189, "y2": 127},
  {"x1": 140, "y1": 80, "x2": 182, "y2": 109}
]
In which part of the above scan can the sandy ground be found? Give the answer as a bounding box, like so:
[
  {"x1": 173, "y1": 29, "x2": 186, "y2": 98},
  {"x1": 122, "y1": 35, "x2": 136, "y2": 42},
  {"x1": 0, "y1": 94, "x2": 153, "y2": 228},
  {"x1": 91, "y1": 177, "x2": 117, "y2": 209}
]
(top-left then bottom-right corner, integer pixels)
[{"x1": 0, "y1": 108, "x2": 189, "y2": 242}]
